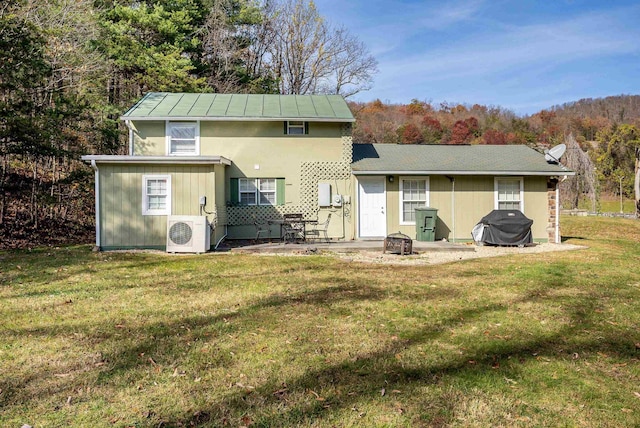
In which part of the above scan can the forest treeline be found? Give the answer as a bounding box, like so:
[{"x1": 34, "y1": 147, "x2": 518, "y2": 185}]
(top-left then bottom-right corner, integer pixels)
[
  {"x1": 0, "y1": 0, "x2": 376, "y2": 248},
  {"x1": 0, "y1": 0, "x2": 638, "y2": 249},
  {"x1": 351, "y1": 95, "x2": 640, "y2": 147}
]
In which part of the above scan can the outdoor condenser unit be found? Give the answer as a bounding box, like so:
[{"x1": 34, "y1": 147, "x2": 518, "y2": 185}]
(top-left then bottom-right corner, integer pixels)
[{"x1": 166, "y1": 215, "x2": 210, "y2": 253}]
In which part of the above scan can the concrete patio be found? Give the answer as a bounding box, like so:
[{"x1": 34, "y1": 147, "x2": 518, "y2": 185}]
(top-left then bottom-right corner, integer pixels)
[{"x1": 221, "y1": 239, "x2": 477, "y2": 254}]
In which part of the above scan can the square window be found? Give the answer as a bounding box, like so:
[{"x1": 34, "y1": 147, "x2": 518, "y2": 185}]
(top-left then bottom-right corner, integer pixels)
[{"x1": 168, "y1": 122, "x2": 198, "y2": 155}]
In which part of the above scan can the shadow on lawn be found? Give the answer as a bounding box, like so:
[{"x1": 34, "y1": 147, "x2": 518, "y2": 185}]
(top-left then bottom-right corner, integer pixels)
[
  {"x1": 2, "y1": 250, "x2": 638, "y2": 426},
  {"x1": 131, "y1": 271, "x2": 638, "y2": 424},
  {"x1": 156, "y1": 289, "x2": 637, "y2": 427}
]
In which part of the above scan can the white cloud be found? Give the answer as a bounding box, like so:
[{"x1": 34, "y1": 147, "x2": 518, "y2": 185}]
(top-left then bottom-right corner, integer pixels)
[
  {"x1": 318, "y1": 1, "x2": 640, "y2": 113},
  {"x1": 387, "y1": 10, "x2": 637, "y2": 76},
  {"x1": 418, "y1": 0, "x2": 485, "y2": 30},
  {"x1": 373, "y1": 7, "x2": 640, "y2": 99}
]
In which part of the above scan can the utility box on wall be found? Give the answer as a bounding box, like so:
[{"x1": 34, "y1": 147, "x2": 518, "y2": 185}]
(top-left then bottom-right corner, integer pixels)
[{"x1": 318, "y1": 183, "x2": 331, "y2": 207}]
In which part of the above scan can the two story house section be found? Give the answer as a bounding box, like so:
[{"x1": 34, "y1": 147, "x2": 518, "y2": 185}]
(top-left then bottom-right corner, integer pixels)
[{"x1": 82, "y1": 93, "x2": 355, "y2": 251}]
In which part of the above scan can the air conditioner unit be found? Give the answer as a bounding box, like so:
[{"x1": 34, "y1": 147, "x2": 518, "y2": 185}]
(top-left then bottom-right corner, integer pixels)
[{"x1": 166, "y1": 216, "x2": 211, "y2": 253}]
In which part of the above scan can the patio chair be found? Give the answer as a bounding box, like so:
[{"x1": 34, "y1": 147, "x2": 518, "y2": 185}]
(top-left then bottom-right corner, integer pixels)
[
  {"x1": 305, "y1": 213, "x2": 331, "y2": 243},
  {"x1": 282, "y1": 213, "x2": 304, "y2": 243},
  {"x1": 253, "y1": 219, "x2": 270, "y2": 242}
]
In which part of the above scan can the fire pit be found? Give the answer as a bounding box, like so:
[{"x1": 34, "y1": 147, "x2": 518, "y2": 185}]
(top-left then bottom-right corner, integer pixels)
[{"x1": 383, "y1": 232, "x2": 413, "y2": 255}]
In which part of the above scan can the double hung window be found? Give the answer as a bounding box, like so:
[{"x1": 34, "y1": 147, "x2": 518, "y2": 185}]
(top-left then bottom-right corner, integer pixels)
[
  {"x1": 400, "y1": 177, "x2": 429, "y2": 224},
  {"x1": 238, "y1": 178, "x2": 277, "y2": 206},
  {"x1": 495, "y1": 177, "x2": 523, "y2": 210},
  {"x1": 142, "y1": 175, "x2": 171, "y2": 215},
  {"x1": 167, "y1": 122, "x2": 199, "y2": 155}
]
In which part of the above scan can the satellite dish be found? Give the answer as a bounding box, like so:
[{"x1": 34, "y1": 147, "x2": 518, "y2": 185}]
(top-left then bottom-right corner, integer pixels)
[{"x1": 544, "y1": 143, "x2": 566, "y2": 163}]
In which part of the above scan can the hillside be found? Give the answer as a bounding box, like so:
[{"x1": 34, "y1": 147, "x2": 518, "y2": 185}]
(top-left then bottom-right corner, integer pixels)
[
  {"x1": 349, "y1": 94, "x2": 640, "y2": 146},
  {"x1": 549, "y1": 95, "x2": 640, "y2": 123}
]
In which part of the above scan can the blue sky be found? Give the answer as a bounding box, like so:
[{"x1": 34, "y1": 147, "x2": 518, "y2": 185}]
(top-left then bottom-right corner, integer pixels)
[{"x1": 313, "y1": 0, "x2": 640, "y2": 115}]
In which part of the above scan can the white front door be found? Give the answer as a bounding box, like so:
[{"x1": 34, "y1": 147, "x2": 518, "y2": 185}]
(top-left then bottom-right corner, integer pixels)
[{"x1": 358, "y1": 176, "x2": 386, "y2": 237}]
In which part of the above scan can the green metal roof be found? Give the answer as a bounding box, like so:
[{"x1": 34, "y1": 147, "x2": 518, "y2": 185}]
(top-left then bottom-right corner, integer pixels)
[
  {"x1": 351, "y1": 144, "x2": 574, "y2": 176},
  {"x1": 121, "y1": 92, "x2": 355, "y2": 122}
]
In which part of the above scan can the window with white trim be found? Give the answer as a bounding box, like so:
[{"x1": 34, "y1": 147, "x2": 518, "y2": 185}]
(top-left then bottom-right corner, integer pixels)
[
  {"x1": 400, "y1": 177, "x2": 429, "y2": 224},
  {"x1": 286, "y1": 121, "x2": 306, "y2": 135},
  {"x1": 167, "y1": 121, "x2": 199, "y2": 155},
  {"x1": 239, "y1": 178, "x2": 277, "y2": 206},
  {"x1": 495, "y1": 177, "x2": 523, "y2": 210},
  {"x1": 142, "y1": 175, "x2": 171, "y2": 215}
]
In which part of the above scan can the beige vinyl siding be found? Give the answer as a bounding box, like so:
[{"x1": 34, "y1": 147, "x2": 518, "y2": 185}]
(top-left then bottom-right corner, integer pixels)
[
  {"x1": 384, "y1": 178, "x2": 401, "y2": 234},
  {"x1": 201, "y1": 122, "x2": 343, "y2": 208},
  {"x1": 131, "y1": 120, "x2": 345, "y2": 210},
  {"x1": 380, "y1": 175, "x2": 551, "y2": 242},
  {"x1": 131, "y1": 121, "x2": 343, "y2": 158},
  {"x1": 99, "y1": 164, "x2": 218, "y2": 249},
  {"x1": 132, "y1": 121, "x2": 166, "y2": 155},
  {"x1": 523, "y1": 177, "x2": 549, "y2": 241}
]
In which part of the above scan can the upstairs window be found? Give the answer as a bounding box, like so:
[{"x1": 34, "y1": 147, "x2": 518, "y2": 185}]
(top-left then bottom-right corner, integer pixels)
[
  {"x1": 495, "y1": 177, "x2": 523, "y2": 211},
  {"x1": 167, "y1": 122, "x2": 199, "y2": 155},
  {"x1": 285, "y1": 121, "x2": 309, "y2": 135}
]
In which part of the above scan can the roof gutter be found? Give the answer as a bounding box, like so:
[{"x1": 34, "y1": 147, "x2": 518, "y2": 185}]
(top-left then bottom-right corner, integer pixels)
[
  {"x1": 120, "y1": 116, "x2": 355, "y2": 123},
  {"x1": 81, "y1": 155, "x2": 232, "y2": 166},
  {"x1": 352, "y1": 170, "x2": 575, "y2": 176}
]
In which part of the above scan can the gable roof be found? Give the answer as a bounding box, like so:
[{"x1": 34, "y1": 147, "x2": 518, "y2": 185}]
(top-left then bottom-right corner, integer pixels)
[
  {"x1": 121, "y1": 93, "x2": 355, "y2": 122},
  {"x1": 351, "y1": 144, "x2": 574, "y2": 176}
]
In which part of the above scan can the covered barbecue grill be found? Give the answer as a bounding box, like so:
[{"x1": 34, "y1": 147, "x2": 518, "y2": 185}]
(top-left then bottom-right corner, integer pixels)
[{"x1": 472, "y1": 210, "x2": 533, "y2": 246}]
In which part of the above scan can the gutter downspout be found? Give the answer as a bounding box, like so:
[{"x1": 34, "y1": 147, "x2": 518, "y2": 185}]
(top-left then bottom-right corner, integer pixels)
[
  {"x1": 452, "y1": 177, "x2": 455, "y2": 242},
  {"x1": 214, "y1": 225, "x2": 228, "y2": 250},
  {"x1": 556, "y1": 176, "x2": 568, "y2": 244},
  {"x1": 90, "y1": 160, "x2": 101, "y2": 250},
  {"x1": 446, "y1": 176, "x2": 455, "y2": 242}
]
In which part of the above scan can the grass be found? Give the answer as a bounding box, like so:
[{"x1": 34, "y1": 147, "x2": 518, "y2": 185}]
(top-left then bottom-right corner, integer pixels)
[
  {"x1": 576, "y1": 196, "x2": 636, "y2": 213},
  {"x1": 1, "y1": 216, "x2": 640, "y2": 427}
]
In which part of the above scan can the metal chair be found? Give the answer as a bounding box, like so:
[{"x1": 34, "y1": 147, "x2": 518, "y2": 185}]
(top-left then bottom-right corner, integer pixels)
[
  {"x1": 282, "y1": 213, "x2": 304, "y2": 243},
  {"x1": 253, "y1": 219, "x2": 270, "y2": 242},
  {"x1": 305, "y1": 213, "x2": 331, "y2": 243}
]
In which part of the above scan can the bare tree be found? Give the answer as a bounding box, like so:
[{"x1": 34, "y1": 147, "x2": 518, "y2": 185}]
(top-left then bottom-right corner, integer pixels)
[
  {"x1": 266, "y1": 0, "x2": 377, "y2": 97},
  {"x1": 201, "y1": 0, "x2": 256, "y2": 93},
  {"x1": 200, "y1": 0, "x2": 279, "y2": 93},
  {"x1": 328, "y1": 27, "x2": 378, "y2": 97},
  {"x1": 559, "y1": 133, "x2": 597, "y2": 211}
]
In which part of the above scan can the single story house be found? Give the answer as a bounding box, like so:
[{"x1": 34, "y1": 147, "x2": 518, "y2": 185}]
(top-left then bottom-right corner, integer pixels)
[
  {"x1": 81, "y1": 93, "x2": 573, "y2": 251},
  {"x1": 351, "y1": 143, "x2": 573, "y2": 243}
]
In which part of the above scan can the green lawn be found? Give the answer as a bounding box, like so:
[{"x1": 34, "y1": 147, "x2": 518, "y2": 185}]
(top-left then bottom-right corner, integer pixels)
[
  {"x1": 1, "y1": 216, "x2": 640, "y2": 427},
  {"x1": 577, "y1": 196, "x2": 636, "y2": 213}
]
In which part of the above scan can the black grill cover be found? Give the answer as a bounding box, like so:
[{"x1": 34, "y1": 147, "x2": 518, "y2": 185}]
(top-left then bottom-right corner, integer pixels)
[{"x1": 476, "y1": 210, "x2": 533, "y2": 246}]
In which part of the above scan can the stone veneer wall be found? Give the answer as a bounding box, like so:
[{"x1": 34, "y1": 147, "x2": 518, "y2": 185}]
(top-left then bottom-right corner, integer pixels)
[{"x1": 546, "y1": 178, "x2": 559, "y2": 243}]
